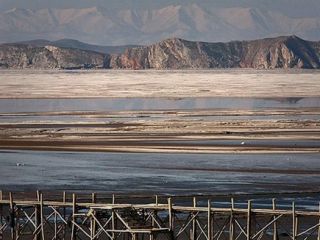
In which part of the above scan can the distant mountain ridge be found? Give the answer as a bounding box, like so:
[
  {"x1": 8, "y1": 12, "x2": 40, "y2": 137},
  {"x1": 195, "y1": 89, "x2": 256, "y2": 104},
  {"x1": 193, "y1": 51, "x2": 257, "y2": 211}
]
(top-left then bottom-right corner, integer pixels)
[
  {"x1": 16, "y1": 39, "x2": 139, "y2": 54},
  {"x1": 0, "y1": 35, "x2": 320, "y2": 69},
  {"x1": 0, "y1": 4, "x2": 320, "y2": 45}
]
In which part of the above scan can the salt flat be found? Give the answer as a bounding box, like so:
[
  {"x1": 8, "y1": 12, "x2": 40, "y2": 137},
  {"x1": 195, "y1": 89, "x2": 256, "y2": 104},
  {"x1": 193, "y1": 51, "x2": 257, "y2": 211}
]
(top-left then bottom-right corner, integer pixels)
[{"x1": 1, "y1": 69, "x2": 320, "y2": 98}]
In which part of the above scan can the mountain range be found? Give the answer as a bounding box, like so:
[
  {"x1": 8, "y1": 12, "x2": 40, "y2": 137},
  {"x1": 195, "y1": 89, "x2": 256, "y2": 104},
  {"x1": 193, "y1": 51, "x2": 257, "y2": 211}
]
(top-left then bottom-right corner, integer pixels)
[
  {"x1": 16, "y1": 39, "x2": 139, "y2": 54},
  {"x1": 1, "y1": 3, "x2": 320, "y2": 45},
  {"x1": 1, "y1": 35, "x2": 319, "y2": 69}
]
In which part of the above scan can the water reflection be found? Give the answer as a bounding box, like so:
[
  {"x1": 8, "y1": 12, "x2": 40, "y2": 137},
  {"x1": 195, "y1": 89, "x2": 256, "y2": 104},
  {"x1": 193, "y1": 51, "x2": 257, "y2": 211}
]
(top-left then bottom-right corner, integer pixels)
[{"x1": 1, "y1": 97, "x2": 320, "y2": 113}]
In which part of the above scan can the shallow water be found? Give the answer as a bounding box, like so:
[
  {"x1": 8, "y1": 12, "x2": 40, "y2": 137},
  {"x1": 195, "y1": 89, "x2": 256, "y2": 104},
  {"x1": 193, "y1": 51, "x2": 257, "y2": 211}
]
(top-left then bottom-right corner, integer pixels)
[
  {"x1": 0, "y1": 150, "x2": 319, "y2": 195},
  {"x1": 0, "y1": 97, "x2": 320, "y2": 113}
]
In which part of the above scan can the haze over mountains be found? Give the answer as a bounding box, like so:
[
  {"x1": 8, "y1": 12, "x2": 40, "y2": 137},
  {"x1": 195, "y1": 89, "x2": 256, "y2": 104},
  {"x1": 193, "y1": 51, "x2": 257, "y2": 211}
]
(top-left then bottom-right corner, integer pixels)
[{"x1": 0, "y1": 0, "x2": 320, "y2": 45}]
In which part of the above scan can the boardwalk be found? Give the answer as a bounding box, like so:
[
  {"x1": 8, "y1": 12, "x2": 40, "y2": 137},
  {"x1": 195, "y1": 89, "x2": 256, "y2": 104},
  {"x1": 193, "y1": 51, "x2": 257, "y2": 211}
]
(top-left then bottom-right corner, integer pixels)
[{"x1": 0, "y1": 191, "x2": 320, "y2": 240}]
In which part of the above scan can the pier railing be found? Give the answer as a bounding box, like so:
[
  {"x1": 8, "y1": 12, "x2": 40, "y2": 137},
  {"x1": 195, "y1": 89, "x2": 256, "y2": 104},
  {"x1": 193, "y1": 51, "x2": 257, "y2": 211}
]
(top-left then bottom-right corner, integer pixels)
[{"x1": 0, "y1": 191, "x2": 320, "y2": 240}]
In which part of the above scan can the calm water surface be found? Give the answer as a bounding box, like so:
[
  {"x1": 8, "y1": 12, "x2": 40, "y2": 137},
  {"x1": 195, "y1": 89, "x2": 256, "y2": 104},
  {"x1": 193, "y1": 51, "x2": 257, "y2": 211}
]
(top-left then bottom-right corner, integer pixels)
[{"x1": 0, "y1": 150, "x2": 319, "y2": 195}]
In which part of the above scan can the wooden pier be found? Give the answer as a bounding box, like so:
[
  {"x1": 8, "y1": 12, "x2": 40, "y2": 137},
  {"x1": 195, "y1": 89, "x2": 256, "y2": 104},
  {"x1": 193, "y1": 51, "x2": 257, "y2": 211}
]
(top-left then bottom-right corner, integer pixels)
[{"x1": 0, "y1": 191, "x2": 320, "y2": 240}]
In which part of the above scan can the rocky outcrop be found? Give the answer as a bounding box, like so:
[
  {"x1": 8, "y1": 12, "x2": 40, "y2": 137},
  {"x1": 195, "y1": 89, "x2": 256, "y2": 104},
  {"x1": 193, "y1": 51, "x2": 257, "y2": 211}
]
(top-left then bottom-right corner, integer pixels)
[
  {"x1": 0, "y1": 36, "x2": 320, "y2": 69},
  {"x1": 110, "y1": 36, "x2": 320, "y2": 69},
  {"x1": 0, "y1": 44, "x2": 106, "y2": 69},
  {"x1": 240, "y1": 36, "x2": 320, "y2": 69}
]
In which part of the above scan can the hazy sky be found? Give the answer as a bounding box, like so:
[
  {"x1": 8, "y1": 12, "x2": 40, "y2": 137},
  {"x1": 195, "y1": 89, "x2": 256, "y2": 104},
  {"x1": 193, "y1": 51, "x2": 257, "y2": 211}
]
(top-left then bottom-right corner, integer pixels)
[{"x1": 0, "y1": 0, "x2": 319, "y2": 17}]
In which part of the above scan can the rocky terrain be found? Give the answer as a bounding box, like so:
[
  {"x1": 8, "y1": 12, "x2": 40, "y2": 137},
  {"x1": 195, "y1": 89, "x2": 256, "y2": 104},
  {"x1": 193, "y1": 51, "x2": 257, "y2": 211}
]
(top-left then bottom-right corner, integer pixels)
[
  {"x1": 111, "y1": 36, "x2": 320, "y2": 69},
  {"x1": 0, "y1": 44, "x2": 106, "y2": 69},
  {"x1": 0, "y1": 35, "x2": 319, "y2": 69}
]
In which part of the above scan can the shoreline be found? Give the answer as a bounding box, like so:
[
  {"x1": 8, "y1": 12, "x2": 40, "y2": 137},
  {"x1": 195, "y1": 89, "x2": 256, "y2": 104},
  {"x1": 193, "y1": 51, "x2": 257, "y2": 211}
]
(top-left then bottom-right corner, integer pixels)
[{"x1": 1, "y1": 143, "x2": 320, "y2": 154}]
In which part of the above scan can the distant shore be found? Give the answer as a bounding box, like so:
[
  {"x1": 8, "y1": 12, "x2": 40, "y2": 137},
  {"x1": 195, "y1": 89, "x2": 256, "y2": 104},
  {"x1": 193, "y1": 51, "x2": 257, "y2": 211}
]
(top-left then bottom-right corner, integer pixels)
[{"x1": 0, "y1": 70, "x2": 320, "y2": 98}]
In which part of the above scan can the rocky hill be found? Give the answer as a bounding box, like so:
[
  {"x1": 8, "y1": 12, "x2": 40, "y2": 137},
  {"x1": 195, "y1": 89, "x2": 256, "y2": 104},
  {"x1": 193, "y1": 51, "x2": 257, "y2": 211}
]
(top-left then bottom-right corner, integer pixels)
[
  {"x1": 0, "y1": 36, "x2": 319, "y2": 69},
  {"x1": 0, "y1": 44, "x2": 106, "y2": 69},
  {"x1": 111, "y1": 36, "x2": 320, "y2": 69}
]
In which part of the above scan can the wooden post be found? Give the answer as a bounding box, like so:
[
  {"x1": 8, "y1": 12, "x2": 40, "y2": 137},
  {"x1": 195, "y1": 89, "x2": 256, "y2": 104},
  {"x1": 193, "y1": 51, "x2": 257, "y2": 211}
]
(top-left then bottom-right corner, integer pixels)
[
  {"x1": 208, "y1": 199, "x2": 212, "y2": 240},
  {"x1": 212, "y1": 201, "x2": 214, "y2": 240},
  {"x1": 63, "y1": 191, "x2": 66, "y2": 240},
  {"x1": 40, "y1": 193, "x2": 45, "y2": 240},
  {"x1": 112, "y1": 210, "x2": 116, "y2": 239},
  {"x1": 34, "y1": 198, "x2": 41, "y2": 240},
  {"x1": 292, "y1": 202, "x2": 296, "y2": 240},
  {"x1": 63, "y1": 191, "x2": 66, "y2": 203},
  {"x1": 91, "y1": 193, "x2": 96, "y2": 240},
  {"x1": 317, "y1": 202, "x2": 320, "y2": 240},
  {"x1": 111, "y1": 193, "x2": 117, "y2": 239},
  {"x1": 0, "y1": 191, "x2": 2, "y2": 239},
  {"x1": 36, "y1": 189, "x2": 43, "y2": 240},
  {"x1": 9, "y1": 192, "x2": 15, "y2": 240},
  {"x1": 92, "y1": 192, "x2": 96, "y2": 204},
  {"x1": 230, "y1": 198, "x2": 234, "y2": 240},
  {"x1": 246, "y1": 200, "x2": 252, "y2": 240},
  {"x1": 192, "y1": 197, "x2": 197, "y2": 240},
  {"x1": 0, "y1": 190, "x2": 2, "y2": 240},
  {"x1": 0, "y1": 192, "x2": 2, "y2": 240},
  {"x1": 111, "y1": 193, "x2": 116, "y2": 238},
  {"x1": 36, "y1": 190, "x2": 41, "y2": 201},
  {"x1": 168, "y1": 198, "x2": 173, "y2": 231},
  {"x1": 151, "y1": 195, "x2": 158, "y2": 240},
  {"x1": 90, "y1": 210, "x2": 95, "y2": 240},
  {"x1": 54, "y1": 207, "x2": 57, "y2": 240},
  {"x1": 272, "y1": 199, "x2": 278, "y2": 240},
  {"x1": 71, "y1": 194, "x2": 77, "y2": 240}
]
